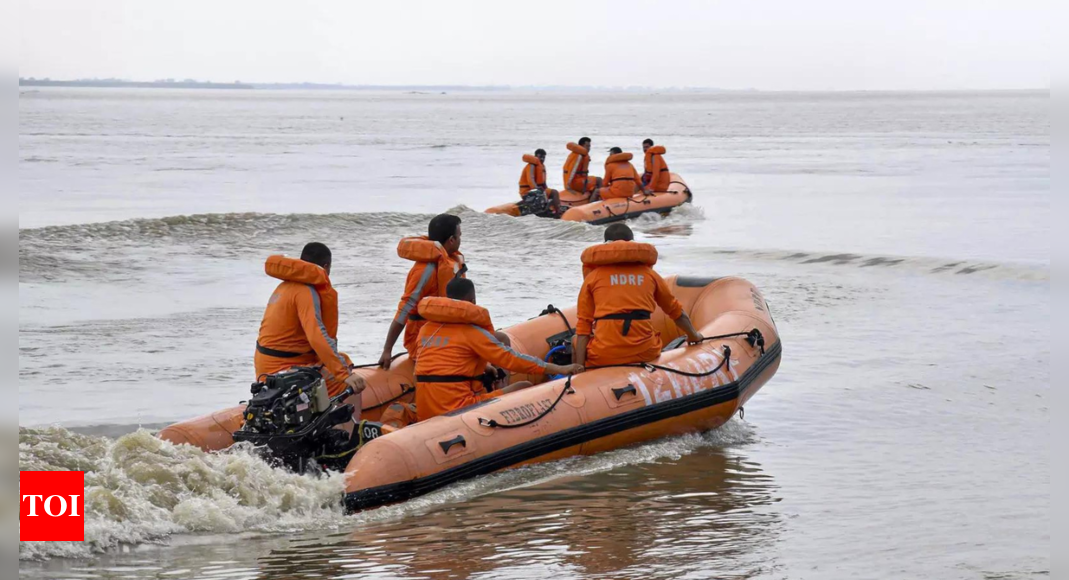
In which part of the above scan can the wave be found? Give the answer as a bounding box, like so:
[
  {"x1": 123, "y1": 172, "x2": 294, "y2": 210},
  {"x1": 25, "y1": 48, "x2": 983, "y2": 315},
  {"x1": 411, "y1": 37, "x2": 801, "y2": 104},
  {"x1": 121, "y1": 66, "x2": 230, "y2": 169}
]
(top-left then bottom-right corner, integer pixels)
[
  {"x1": 18, "y1": 427, "x2": 350, "y2": 561},
  {"x1": 19, "y1": 208, "x2": 1046, "y2": 283},
  {"x1": 701, "y1": 247, "x2": 1050, "y2": 282},
  {"x1": 18, "y1": 421, "x2": 757, "y2": 561},
  {"x1": 18, "y1": 208, "x2": 605, "y2": 282}
]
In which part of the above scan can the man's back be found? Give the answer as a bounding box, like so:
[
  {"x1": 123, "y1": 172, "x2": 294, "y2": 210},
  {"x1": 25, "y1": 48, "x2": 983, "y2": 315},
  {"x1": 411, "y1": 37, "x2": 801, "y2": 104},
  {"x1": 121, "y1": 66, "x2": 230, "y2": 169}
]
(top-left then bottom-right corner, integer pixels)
[
  {"x1": 255, "y1": 253, "x2": 352, "y2": 395},
  {"x1": 258, "y1": 279, "x2": 319, "y2": 354},
  {"x1": 602, "y1": 153, "x2": 641, "y2": 199},
  {"x1": 576, "y1": 241, "x2": 684, "y2": 366},
  {"x1": 413, "y1": 297, "x2": 547, "y2": 421}
]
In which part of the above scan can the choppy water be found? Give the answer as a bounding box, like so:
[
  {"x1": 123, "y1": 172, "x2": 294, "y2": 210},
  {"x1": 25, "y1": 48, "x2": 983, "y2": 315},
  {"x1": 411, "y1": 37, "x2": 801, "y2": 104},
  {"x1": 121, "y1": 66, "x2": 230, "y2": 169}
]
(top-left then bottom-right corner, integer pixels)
[{"x1": 18, "y1": 88, "x2": 1049, "y2": 579}]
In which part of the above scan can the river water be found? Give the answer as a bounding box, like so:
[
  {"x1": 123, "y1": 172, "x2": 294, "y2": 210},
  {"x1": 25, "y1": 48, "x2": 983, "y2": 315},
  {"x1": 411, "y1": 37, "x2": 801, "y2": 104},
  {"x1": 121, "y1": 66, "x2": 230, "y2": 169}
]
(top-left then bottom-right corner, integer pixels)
[{"x1": 18, "y1": 88, "x2": 1049, "y2": 579}]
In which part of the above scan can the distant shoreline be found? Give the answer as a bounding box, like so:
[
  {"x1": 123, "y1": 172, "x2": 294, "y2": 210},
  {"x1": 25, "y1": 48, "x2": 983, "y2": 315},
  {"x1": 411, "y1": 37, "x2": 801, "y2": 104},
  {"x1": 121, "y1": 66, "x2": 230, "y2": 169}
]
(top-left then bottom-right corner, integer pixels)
[
  {"x1": 20, "y1": 79, "x2": 255, "y2": 90},
  {"x1": 18, "y1": 79, "x2": 507, "y2": 91},
  {"x1": 18, "y1": 79, "x2": 1049, "y2": 94}
]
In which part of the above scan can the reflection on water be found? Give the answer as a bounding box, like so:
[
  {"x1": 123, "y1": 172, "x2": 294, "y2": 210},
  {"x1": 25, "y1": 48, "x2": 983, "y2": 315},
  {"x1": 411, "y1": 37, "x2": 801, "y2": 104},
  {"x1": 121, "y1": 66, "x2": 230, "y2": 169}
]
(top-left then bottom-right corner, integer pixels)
[{"x1": 25, "y1": 445, "x2": 778, "y2": 579}]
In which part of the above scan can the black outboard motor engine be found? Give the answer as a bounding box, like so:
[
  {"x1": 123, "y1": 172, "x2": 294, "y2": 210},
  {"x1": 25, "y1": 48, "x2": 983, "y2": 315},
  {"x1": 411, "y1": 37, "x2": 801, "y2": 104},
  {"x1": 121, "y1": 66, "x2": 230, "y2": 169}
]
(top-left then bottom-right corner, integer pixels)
[
  {"x1": 233, "y1": 367, "x2": 382, "y2": 473},
  {"x1": 517, "y1": 189, "x2": 554, "y2": 217}
]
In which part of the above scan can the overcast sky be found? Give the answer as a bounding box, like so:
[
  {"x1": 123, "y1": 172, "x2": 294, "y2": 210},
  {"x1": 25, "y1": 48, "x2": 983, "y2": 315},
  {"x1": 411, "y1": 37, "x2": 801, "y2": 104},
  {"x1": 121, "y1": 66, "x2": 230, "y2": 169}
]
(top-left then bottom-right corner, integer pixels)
[{"x1": 18, "y1": 0, "x2": 1052, "y2": 90}]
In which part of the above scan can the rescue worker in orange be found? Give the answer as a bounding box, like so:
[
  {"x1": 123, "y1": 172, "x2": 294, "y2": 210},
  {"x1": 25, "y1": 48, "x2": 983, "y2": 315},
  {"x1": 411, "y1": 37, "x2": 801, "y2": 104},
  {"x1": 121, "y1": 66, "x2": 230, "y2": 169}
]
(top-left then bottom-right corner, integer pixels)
[
  {"x1": 641, "y1": 138, "x2": 671, "y2": 193},
  {"x1": 574, "y1": 224, "x2": 703, "y2": 367},
  {"x1": 414, "y1": 278, "x2": 583, "y2": 422},
  {"x1": 379, "y1": 214, "x2": 466, "y2": 370},
  {"x1": 563, "y1": 137, "x2": 602, "y2": 196},
  {"x1": 255, "y1": 242, "x2": 367, "y2": 397},
  {"x1": 519, "y1": 149, "x2": 562, "y2": 215},
  {"x1": 591, "y1": 147, "x2": 649, "y2": 203}
]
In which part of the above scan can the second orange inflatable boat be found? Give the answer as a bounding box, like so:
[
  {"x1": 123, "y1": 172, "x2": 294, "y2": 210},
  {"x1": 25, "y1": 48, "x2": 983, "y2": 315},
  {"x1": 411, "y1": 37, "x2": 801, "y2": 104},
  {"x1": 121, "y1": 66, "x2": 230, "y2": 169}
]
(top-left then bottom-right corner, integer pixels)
[
  {"x1": 159, "y1": 276, "x2": 780, "y2": 513},
  {"x1": 485, "y1": 173, "x2": 693, "y2": 225}
]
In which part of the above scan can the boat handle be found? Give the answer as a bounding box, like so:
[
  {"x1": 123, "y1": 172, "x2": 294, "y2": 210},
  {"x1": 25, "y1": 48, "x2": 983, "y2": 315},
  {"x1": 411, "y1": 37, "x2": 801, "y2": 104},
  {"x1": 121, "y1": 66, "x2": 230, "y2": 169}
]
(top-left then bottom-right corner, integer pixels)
[
  {"x1": 612, "y1": 385, "x2": 638, "y2": 401},
  {"x1": 439, "y1": 435, "x2": 467, "y2": 454}
]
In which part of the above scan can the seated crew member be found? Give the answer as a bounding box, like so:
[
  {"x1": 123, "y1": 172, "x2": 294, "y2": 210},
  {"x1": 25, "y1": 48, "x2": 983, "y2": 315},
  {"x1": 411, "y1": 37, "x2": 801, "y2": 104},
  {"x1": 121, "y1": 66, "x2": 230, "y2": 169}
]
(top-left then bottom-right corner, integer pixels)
[
  {"x1": 519, "y1": 149, "x2": 562, "y2": 215},
  {"x1": 563, "y1": 137, "x2": 602, "y2": 196},
  {"x1": 641, "y1": 138, "x2": 671, "y2": 193},
  {"x1": 574, "y1": 224, "x2": 703, "y2": 367},
  {"x1": 414, "y1": 278, "x2": 583, "y2": 422},
  {"x1": 379, "y1": 214, "x2": 466, "y2": 370},
  {"x1": 592, "y1": 147, "x2": 649, "y2": 203},
  {"x1": 255, "y1": 242, "x2": 367, "y2": 397}
]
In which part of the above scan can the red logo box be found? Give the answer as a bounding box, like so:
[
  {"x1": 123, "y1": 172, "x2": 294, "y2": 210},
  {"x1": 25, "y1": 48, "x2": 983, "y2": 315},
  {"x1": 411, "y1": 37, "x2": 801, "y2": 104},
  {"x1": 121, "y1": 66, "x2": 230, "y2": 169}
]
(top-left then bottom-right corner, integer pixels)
[{"x1": 19, "y1": 471, "x2": 85, "y2": 542}]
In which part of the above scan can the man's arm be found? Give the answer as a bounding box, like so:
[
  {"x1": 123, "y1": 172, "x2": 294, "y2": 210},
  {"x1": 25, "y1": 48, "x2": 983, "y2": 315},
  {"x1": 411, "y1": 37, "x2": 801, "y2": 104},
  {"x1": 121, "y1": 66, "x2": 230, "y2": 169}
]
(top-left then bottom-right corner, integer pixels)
[
  {"x1": 469, "y1": 326, "x2": 549, "y2": 376},
  {"x1": 564, "y1": 154, "x2": 578, "y2": 190},
  {"x1": 652, "y1": 272, "x2": 703, "y2": 343},
  {"x1": 380, "y1": 262, "x2": 436, "y2": 369},
  {"x1": 296, "y1": 287, "x2": 365, "y2": 391},
  {"x1": 378, "y1": 320, "x2": 406, "y2": 369},
  {"x1": 574, "y1": 277, "x2": 595, "y2": 367},
  {"x1": 574, "y1": 334, "x2": 590, "y2": 367}
]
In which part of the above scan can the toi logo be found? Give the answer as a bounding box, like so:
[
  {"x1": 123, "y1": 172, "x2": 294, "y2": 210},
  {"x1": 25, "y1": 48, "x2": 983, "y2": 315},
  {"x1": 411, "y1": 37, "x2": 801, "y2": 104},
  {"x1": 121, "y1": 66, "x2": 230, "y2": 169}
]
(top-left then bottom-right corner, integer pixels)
[{"x1": 19, "y1": 471, "x2": 85, "y2": 542}]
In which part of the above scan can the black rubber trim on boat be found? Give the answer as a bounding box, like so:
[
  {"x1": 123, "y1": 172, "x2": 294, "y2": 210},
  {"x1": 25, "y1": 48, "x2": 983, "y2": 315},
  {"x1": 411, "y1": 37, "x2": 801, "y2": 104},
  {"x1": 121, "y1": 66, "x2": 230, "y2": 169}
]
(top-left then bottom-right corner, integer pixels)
[
  {"x1": 676, "y1": 276, "x2": 722, "y2": 288},
  {"x1": 587, "y1": 206, "x2": 677, "y2": 226},
  {"x1": 344, "y1": 339, "x2": 782, "y2": 513}
]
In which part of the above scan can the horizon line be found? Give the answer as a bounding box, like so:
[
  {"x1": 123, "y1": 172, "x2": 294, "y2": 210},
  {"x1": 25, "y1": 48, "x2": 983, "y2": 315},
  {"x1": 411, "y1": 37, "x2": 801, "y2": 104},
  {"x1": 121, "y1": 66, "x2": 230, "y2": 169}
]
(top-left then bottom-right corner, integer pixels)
[{"x1": 18, "y1": 77, "x2": 1051, "y2": 93}]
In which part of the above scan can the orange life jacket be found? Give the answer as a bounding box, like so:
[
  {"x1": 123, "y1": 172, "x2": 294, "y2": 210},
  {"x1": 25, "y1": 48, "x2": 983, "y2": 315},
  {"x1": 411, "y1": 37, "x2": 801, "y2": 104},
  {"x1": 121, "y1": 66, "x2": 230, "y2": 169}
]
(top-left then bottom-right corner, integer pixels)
[
  {"x1": 394, "y1": 237, "x2": 466, "y2": 357},
  {"x1": 601, "y1": 152, "x2": 641, "y2": 200},
  {"x1": 518, "y1": 154, "x2": 548, "y2": 196},
  {"x1": 414, "y1": 297, "x2": 547, "y2": 421},
  {"x1": 255, "y1": 255, "x2": 350, "y2": 385},
  {"x1": 563, "y1": 142, "x2": 592, "y2": 191},
  {"x1": 577, "y1": 242, "x2": 684, "y2": 366},
  {"x1": 642, "y1": 146, "x2": 670, "y2": 192}
]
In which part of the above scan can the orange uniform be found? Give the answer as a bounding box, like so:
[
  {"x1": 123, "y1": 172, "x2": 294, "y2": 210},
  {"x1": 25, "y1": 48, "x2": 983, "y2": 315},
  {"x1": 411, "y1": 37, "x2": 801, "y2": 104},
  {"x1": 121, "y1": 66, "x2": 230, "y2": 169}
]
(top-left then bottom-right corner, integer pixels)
[
  {"x1": 413, "y1": 297, "x2": 548, "y2": 422},
  {"x1": 518, "y1": 154, "x2": 550, "y2": 197},
  {"x1": 577, "y1": 242, "x2": 684, "y2": 367},
  {"x1": 255, "y1": 256, "x2": 353, "y2": 396},
  {"x1": 599, "y1": 152, "x2": 643, "y2": 200},
  {"x1": 394, "y1": 236, "x2": 466, "y2": 358},
  {"x1": 563, "y1": 142, "x2": 598, "y2": 194},
  {"x1": 642, "y1": 146, "x2": 671, "y2": 192}
]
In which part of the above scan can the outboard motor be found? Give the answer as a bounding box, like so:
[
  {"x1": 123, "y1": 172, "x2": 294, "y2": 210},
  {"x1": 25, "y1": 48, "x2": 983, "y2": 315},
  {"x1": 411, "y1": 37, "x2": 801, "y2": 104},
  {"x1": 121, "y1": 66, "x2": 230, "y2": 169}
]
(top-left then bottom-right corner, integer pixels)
[
  {"x1": 517, "y1": 189, "x2": 554, "y2": 217},
  {"x1": 233, "y1": 367, "x2": 382, "y2": 473}
]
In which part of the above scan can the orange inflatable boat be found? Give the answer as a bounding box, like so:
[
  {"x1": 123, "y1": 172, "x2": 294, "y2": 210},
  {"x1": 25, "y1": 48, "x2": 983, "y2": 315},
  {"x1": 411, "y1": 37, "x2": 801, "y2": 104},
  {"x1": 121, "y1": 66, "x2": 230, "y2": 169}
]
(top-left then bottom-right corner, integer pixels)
[
  {"x1": 159, "y1": 275, "x2": 780, "y2": 513},
  {"x1": 485, "y1": 174, "x2": 693, "y2": 225}
]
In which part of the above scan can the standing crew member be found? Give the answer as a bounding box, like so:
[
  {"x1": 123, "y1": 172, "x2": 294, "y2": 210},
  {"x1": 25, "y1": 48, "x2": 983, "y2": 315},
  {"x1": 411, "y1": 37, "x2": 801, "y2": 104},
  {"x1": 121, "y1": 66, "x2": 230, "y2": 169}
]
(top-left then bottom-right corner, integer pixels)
[
  {"x1": 563, "y1": 137, "x2": 602, "y2": 197},
  {"x1": 379, "y1": 214, "x2": 466, "y2": 369},
  {"x1": 641, "y1": 138, "x2": 671, "y2": 193},
  {"x1": 574, "y1": 224, "x2": 703, "y2": 367},
  {"x1": 518, "y1": 149, "x2": 562, "y2": 215},
  {"x1": 592, "y1": 147, "x2": 648, "y2": 202},
  {"x1": 414, "y1": 278, "x2": 583, "y2": 422},
  {"x1": 255, "y1": 243, "x2": 366, "y2": 397}
]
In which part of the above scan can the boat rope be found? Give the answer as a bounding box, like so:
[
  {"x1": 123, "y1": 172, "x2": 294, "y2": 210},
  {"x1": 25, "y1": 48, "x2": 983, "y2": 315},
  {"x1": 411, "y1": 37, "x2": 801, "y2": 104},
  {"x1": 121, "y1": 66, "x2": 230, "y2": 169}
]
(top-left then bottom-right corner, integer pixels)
[
  {"x1": 478, "y1": 375, "x2": 576, "y2": 430},
  {"x1": 350, "y1": 351, "x2": 407, "y2": 370},
  {"x1": 586, "y1": 329, "x2": 766, "y2": 376},
  {"x1": 588, "y1": 345, "x2": 732, "y2": 378}
]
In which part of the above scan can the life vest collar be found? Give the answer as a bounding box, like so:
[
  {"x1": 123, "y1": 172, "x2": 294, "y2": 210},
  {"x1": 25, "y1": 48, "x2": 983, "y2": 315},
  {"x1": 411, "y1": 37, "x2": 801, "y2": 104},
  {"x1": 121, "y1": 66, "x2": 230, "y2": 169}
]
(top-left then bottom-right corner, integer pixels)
[
  {"x1": 417, "y1": 297, "x2": 493, "y2": 329},
  {"x1": 646, "y1": 145, "x2": 666, "y2": 156},
  {"x1": 397, "y1": 235, "x2": 463, "y2": 264},
  {"x1": 581, "y1": 241, "x2": 659, "y2": 268},
  {"x1": 606, "y1": 152, "x2": 633, "y2": 164},
  {"x1": 566, "y1": 142, "x2": 589, "y2": 156},
  {"x1": 265, "y1": 255, "x2": 330, "y2": 286},
  {"x1": 522, "y1": 154, "x2": 543, "y2": 166}
]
